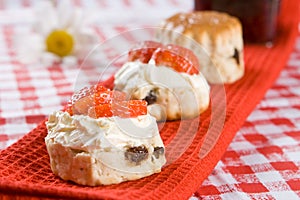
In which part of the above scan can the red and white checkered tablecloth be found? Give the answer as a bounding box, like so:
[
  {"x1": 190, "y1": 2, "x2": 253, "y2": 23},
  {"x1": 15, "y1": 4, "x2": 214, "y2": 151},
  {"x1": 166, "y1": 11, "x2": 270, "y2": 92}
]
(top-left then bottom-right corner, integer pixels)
[
  {"x1": 193, "y1": 38, "x2": 300, "y2": 199},
  {"x1": 0, "y1": 0, "x2": 300, "y2": 199}
]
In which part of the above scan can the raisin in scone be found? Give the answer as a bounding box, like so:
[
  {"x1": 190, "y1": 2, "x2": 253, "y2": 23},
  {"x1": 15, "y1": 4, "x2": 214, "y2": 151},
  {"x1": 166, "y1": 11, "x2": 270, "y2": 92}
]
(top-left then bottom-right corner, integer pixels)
[
  {"x1": 45, "y1": 86, "x2": 166, "y2": 186},
  {"x1": 114, "y1": 41, "x2": 210, "y2": 121},
  {"x1": 157, "y1": 11, "x2": 244, "y2": 84}
]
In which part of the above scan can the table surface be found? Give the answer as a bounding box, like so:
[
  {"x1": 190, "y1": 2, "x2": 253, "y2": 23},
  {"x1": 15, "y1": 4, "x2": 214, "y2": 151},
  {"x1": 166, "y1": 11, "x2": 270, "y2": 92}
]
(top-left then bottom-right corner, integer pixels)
[{"x1": 0, "y1": 0, "x2": 300, "y2": 199}]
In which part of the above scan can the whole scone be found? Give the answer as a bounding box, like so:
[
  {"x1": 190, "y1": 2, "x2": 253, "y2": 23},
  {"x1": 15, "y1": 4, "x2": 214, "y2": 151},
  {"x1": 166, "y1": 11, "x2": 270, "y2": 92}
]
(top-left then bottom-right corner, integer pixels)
[
  {"x1": 114, "y1": 41, "x2": 210, "y2": 122},
  {"x1": 45, "y1": 86, "x2": 166, "y2": 186},
  {"x1": 157, "y1": 11, "x2": 245, "y2": 84},
  {"x1": 114, "y1": 62, "x2": 210, "y2": 121}
]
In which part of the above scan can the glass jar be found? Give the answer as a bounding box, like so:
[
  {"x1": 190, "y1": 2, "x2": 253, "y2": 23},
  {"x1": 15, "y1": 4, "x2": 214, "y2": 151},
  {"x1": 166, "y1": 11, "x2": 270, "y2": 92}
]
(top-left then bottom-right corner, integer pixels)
[{"x1": 194, "y1": 0, "x2": 281, "y2": 44}]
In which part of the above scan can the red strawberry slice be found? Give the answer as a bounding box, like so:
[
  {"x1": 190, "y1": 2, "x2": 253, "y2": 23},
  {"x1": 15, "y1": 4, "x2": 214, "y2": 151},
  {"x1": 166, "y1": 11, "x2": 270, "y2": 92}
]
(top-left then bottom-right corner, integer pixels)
[
  {"x1": 94, "y1": 90, "x2": 126, "y2": 105},
  {"x1": 128, "y1": 41, "x2": 163, "y2": 63},
  {"x1": 152, "y1": 48, "x2": 199, "y2": 74},
  {"x1": 65, "y1": 85, "x2": 109, "y2": 115},
  {"x1": 162, "y1": 44, "x2": 200, "y2": 74},
  {"x1": 65, "y1": 85, "x2": 147, "y2": 118},
  {"x1": 90, "y1": 103, "x2": 113, "y2": 118},
  {"x1": 114, "y1": 100, "x2": 147, "y2": 118},
  {"x1": 127, "y1": 41, "x2": 199, "y2": 75},
  {"x1": 92, "y1": 100, "x2": 147, "y2": 118},
  {"x1": 64, "y1": 102, "x2": 74, "y2": 116}
]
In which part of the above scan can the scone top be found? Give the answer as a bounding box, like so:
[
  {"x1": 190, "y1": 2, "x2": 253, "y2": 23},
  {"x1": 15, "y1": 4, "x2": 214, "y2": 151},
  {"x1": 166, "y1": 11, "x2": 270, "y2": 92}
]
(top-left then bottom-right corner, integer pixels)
[
  {"x1": 65, "y1": 85, "x2": 147, "y2": 118},
  {"x1": 162, "y1": 11, "x2": 242, "y2": 42}
]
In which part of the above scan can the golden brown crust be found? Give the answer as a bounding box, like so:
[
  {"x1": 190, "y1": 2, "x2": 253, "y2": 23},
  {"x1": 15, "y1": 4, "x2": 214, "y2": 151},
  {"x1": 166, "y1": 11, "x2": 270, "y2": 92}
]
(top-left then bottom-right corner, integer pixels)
[
  {"x1": 159, "y1": 11, "x2": 245, "y2": 84},
  {"x1": 162, "y1": 11, "x2": 242, "y2": 42}
]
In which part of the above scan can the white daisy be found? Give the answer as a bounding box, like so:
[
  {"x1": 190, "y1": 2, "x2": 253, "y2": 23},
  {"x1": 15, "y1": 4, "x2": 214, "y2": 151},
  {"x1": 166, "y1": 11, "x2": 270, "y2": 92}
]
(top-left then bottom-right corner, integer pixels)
[{"x1": 14, "y1": 0, "x2": 100, "y2": 66}]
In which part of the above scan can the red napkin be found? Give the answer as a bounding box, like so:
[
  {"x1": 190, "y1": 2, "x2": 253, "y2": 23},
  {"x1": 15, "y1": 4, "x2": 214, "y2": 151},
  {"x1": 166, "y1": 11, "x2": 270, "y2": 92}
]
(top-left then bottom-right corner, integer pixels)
[{"x1": 0, "y1": 0, "x2": 299, "y2": 199}]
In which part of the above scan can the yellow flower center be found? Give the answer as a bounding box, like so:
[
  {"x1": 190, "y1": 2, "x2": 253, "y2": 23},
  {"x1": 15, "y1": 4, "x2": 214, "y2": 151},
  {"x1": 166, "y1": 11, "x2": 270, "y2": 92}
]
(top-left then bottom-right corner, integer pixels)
[{"x1": 46, "y1": 30, "x2": 74, "y2": 57}]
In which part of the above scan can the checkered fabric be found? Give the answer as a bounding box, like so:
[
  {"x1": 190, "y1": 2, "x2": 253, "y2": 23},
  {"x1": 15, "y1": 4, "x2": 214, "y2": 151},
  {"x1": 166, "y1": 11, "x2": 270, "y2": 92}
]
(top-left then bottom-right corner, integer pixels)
[
  {"x1": 0, "y1": 0, "x2": 299, "y2": 199},
  {"x1": 195, "y1": 39, "x2": 300, "y2": 200}
]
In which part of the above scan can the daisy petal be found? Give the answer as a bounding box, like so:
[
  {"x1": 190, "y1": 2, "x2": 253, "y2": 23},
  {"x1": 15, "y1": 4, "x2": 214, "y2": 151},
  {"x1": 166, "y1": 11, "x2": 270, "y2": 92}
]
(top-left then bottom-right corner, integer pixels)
[
  {"x1": 56, "y1": 0, "x2": 74, "y2": 29},
  {"x1": 33, "y1": 1, "x2": 58, "y2": 35}
]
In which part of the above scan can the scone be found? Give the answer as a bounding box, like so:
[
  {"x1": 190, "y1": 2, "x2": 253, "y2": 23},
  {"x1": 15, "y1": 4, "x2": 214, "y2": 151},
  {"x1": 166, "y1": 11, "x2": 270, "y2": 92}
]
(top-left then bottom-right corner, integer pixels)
[
  {"x1": 45, "y1": 85, "x2": 166, "y2": 186},
  {"x1": 114, "y1": 41, "x2": 210, "y2": 121},
  {"x1": 157, "y1": 11, "x2": 244, "y2": 84}
]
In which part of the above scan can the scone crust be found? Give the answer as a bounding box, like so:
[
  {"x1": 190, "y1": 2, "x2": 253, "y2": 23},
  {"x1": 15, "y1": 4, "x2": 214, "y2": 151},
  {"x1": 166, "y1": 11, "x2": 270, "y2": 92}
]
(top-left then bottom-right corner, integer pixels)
[{"x1": 159, "y1": 11, "x2": 244, "y2": 84}]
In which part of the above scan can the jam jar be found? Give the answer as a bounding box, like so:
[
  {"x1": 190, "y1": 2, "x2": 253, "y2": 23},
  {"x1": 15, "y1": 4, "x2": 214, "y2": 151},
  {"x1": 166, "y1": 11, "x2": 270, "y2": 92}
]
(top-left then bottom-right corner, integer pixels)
[{"x1": 195, "y1": 0, "x2": 281, "y2": 44}]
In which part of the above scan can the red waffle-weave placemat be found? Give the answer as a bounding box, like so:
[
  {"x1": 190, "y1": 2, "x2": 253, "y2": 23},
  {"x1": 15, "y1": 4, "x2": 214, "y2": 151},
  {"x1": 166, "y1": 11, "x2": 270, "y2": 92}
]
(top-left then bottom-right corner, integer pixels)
[{"x1": 0, "y1": 0, "x2": 299, "y2": 199}]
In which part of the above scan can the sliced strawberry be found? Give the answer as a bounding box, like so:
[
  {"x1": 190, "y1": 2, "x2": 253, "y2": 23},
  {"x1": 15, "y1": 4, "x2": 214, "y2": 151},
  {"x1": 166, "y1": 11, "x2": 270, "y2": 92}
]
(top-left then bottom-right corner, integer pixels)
[
  {"x1": 151, "y1": 44, "x2": 200, "y2": 75},
  {"x1": 92, "y1": 100, "x2": 147, "y2": 118},
  {"x1": 111, "y1": 100, "x2": 147, "y2": 118},
  {"x1": 66, "y1": 85, "x2": 102, "y2": 115},
  {"x1": 94, "y1": 84, "x2": 110, "y2": 94},
  {"x1": 128, "y1": 41, "x2": 163, "y2": 63},
  {"x1": 127, "y1": 41, "x2": 199, "y2": 75},
  {"x1": 65, "y1": 86, "x2": 95, "y2": 115},
  {"x1": 93, "y1": 85, "x2": 126, "y2": 105},
  {"x1": 73, "y1": 95, "x2": 94, "y2": 115},
  {"x1": 92, "y1": 103, "x2": 113, "y2": 118},
  {"x1": 163, "y1": 44, "x2": 200, "y2": 74},
  {"x1": 66, "y1": 85, "x2": 147, "y2": 118},
  {"x1": 109, "y1": 90, "x2": 127, "y2": 102},
  {"x1": 64, "y1": 101, "x2": 74, "y2": 116}
]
